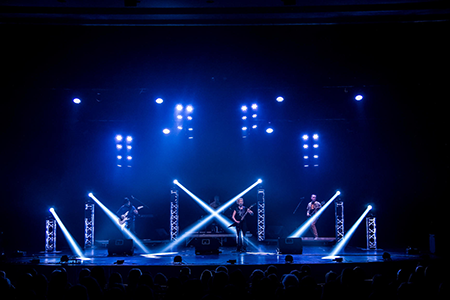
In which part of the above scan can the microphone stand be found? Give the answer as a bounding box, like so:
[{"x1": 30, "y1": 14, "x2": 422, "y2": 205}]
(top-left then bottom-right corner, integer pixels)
[{"x1": 293, "y1": 197, "x2": 305, "y2": 215}]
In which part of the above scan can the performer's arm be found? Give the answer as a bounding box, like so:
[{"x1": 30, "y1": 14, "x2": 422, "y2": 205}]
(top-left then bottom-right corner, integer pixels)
[
  {"x1": 306, "y1": 203, "x2": 311, "y2": 217},
  {"x1": 232, "y1": 210, "x2": 240, "y2": 223}
]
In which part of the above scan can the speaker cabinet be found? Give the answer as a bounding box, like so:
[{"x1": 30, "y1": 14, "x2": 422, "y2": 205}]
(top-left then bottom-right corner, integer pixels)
[
  {"x1": 193, "y1": 238, "x2": 220, "y2": 255},
  {"x1": 278, "y1": 237, "x2": 303, "y2": 254},
  {"x1": 108, "y1": 239, "x2": 134, "y2": 256}
]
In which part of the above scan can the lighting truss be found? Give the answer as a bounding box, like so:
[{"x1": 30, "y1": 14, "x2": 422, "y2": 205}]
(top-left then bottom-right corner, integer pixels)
[
  {"x1": 335, "y1": 200, "x2": 344, "y2": 243},
  {"x1": 45, "y1": 215, "x2": 57, "y2": 252},
  {"x1": 161, "y1": 179, "x2": 262, "y2": 252},
  {"x1": 257, "y1": 188, "x2": 265, "y2": 241},
  {"x1": 289, "y1": 191, "x2": 341, "y2": 238},
  {"x1": 49, "y1": 208, "x2": 87, "y2": 259},
  {"x1": 366, "y1": 215, "x2": 377, "y2": 250},
  {"x1": 88, "y1": 193, "x2": 150, "y2": 254},
  {"x1": 170, "y1": 188, "x2": 179, "y2": 241},
  {"x1": 84, "y1": 202, "x2": 95, "y2": 249}
]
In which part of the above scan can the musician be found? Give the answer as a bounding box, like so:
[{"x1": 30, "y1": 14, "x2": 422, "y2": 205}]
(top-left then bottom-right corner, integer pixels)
[
  {"x1": 231, "y1": 198, "x2": 253, "y2": 252},
  {"x1": 306, "y1": 194, "x2": 321, "y2": 239},
  {"x1": 117, "y1": 197, "x2": 139, "y2": 233}
]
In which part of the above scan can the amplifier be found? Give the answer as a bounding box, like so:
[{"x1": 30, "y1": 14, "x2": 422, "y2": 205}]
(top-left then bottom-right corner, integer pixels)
[{"x1": 278, "y1": 237, "x2": 303, "y2": 254}]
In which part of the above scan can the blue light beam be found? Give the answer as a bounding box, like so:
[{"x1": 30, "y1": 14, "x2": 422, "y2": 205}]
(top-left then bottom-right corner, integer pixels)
[
  {"x1": 289, "y1": 191, "x2": 341, "y2": 238},
  {"x1": 324, "y1": 205, "x2": 373, "y2": 259},
  {"x1": 49, "y1": 208, "x2": 87, "y2": 259},
  {"x1": 161, "y1": 179, "x2": 262, "y2": 252},
  {"x1": 88, "y1": 193, "x2": 150, "y2": 254}
]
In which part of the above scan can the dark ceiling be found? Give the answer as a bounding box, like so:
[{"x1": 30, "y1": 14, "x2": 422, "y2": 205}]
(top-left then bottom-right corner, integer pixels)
[{"x1": 1, "y1": 0, "x2": 449, "y2": 26}]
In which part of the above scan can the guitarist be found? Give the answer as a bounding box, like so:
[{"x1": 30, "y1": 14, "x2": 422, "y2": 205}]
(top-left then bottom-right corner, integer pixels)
[
  {"x1": 231, "y1": 198, "x2": 254, "y2": 252},
  {"x1": 117, "y1": 197, "x2": 139, "y2": 233},
  {"x1": 306, "y1": 194, "x2": 321, "y2": 239}
]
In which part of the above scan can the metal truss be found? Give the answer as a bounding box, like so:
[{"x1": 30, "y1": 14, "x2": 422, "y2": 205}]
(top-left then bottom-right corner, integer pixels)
[
  {"x1": 170, "y1": 188, "x2": 179, "y2": 241},
  {"x1": 257, "y1": 188, "x2": 266, "y2": 241},
  {"x1": 84, "y1": 202, "x2": 95, "y2": 249},
  {"x1": 366, "y1": 216, "x2": 377, "y2": 250},
  {"x1": 45, "y1": 216, "x2": 57, "y2": 252},
  {"x1": 335, "y1": 200, "x2": 344, "y2": 242}
]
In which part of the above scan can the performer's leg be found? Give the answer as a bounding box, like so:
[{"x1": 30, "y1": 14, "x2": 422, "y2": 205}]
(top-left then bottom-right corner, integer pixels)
[{"x1": 311, "y1": 220, "x2": 318, "y2": 238}]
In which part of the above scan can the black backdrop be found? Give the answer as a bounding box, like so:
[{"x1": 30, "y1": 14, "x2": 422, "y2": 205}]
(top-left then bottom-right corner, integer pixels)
[{"x1": 2, "y1": 23, "x2": 448, "y2": 252}]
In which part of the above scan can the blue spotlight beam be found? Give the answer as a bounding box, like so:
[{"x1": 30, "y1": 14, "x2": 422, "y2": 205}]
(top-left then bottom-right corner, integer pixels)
[
  {"x1": 289, "y1": 191, "x2": 341, "y2": 238},
  {"x1": 326, "y1": 205, "x2": 373, "y2": 258},
  {"x1": 161, "y1": 179, "x2": 262, "y2": 252},
  {"x1": 49, "y1": 208, "x2": 86, "y2": 259},
  {"x1": 88, "y1": 193, "x2": 150, "y2": 254}
]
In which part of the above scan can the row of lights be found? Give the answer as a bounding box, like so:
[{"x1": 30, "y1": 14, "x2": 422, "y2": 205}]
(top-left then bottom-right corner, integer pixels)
[
  {"x1": 115, "y1": 135, "x2": 133, "y2": 167},
  {"x1": 162, "y1": 104, "x2": 194, "y2": 139},
  {"x1": 302, "y1": 134, "x2": 319, "y2": 167}
]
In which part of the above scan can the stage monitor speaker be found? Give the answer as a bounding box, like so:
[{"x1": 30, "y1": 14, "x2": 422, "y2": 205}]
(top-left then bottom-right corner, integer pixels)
[
  {"x1": 278, "y1": 237, "x2": 303, "y2": 254},
  {"x1": 193, "y1": 238, "x2": 220, "y2": 255},
  {"x1": 108, "y1": 239, "x2": 134, "y2": 256}
]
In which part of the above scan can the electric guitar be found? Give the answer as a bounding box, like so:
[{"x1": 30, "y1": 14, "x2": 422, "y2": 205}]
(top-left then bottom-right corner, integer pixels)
[
  {"x1": 118, "y1": 206, "x2": 143, "y2": 225},
  {"x1": 228, "y1": 203, "x2": 255, "y2": 228}
]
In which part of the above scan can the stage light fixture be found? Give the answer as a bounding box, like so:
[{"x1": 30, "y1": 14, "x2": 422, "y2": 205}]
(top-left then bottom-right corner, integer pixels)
[
  {"x1": 126, "y1": 136, "x2": 133, "y2": 143},
  {"x1": 127, "y1": 156, "x2": 132, "y2": 160},
  {"x1": 252, "y1": 125, "x2": 257, "y2": 129},
  {"x1": 88, "y1": 193, "x2": 150, "y2": 254},
  {"x1": 313, "y1": 134, "x2": 319, "y2": 140},
  {"x1": 324, "y1": 204, "x2": 373, "y2": 259},
  {"x1": 252, "y1": 114, "x2": 257, "y2": 118},
  {"x1": 117, "y1": 155, "x2": 122, "y2": 160},
  {"x1": 177, "y1": 115, "x2": 183, "y2": 120},
  {"x1": 49, "y1": 208, "x2": 87, "y2": 259},
  {"x1": 303, "y1": 144, "x2": 309, "y2": 149},
  {"x1": 176, "y1": 104, "x2": 183, "y2": 111},
  {"x1": 116, "y1": 144, "x2": 123, "y2": 150},
  {"x1": 303, "y1": 156, "x2": 309, "y2": 159},
  {"x1": 163, "y1": 128, "x2": 170, "y2": 135},
  {"x1": 289, "y1": 191, "x2": 341, "y2": 238},
  {"x1": 302, "y1": 135, "x2": 309, "y2": 141},
  {"x1": 242, "y1": 126, "x2": 248, "y2": 131},
  {"x1": 162, "y1": 179, "x2": 262, "y2": 252},
  {"x1": 241, "y1": 105, "x2": 248, "y2": 112},
  {"x1": 188, "y1": 128, "x2": 193, "y2": 131},
  {"x1": 266, "y1": 128, "x2": 274, "y2": 134},
  {"x1": 313, "y1": 144, "x2": 319, "y2": 148},
  {"x1": 355, "y1": 95, "x2": 363, "y2": 101},
  {"x1": 73, "y1": 98, "x2": 81, "y2": 104},
  {"x1": 186, "y1": 105, "x2": 193, "y2": 113},
  {"x1": 314, "y1": 155, "x2": 318, "y2": 158},
  {"x1": 127, "y1": 145, "x2": 132, "y2": 150},
  {"x1": 276, "y1": 96, "x2": 284, "y2": 102},
  {"x1": 115, "y1": 135, "x2": 123, "y2": 142},
  {"x1": 155, "y1": 98, "x2": 163, "y2": 104},
  {"x1": 251, "y1": 103, "x2": 258, "y2": 110}
]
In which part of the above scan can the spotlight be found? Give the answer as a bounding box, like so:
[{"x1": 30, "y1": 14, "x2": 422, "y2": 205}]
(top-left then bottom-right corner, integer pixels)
[
  {"x1": 266, "y1": 128, "x2": 274, "y2": 134},
  {"x1": 252, "y1": 125, "x2": 257, "y2": 129},
  {"x1": 49, "y1": 208, "x2": 86, "y2": 259},
  {"x1": 313, "y1": 144, "x2": 319, "y2": 148},
  {"x1": 176, "y1": 104, "x2": 183, "y2": 111},
  {"x1": 303, "y1": 156, "x2": 309, "y2": 159},
  {"x1": 173, "y1": 179, "x2": 178, "y2": 184},
  {"x1": 163, "y1": 128, "x2": 170, "y2": 135},
  {"x1": 126, "y1": 145, "x2": 132, "y2": 150},
  {"x1": 303, "y1": 144, "x2": 309, "y2": 149},
  {"x1": 313, "y1": 155, "x2": 318, "y2": 158},
  {"x1": 116, "y1": 144, "x2": 123, "y2": 150},
  {"x1": 241, "y1": 105, "x2": 248, "y2": 112},
  {"x1": 242, "y1": 116, "x2": 247, "y2": 120},
  {"x1": 187, "y1": 116, "x2": 193, "y2": 120},
  {"x1": 115, "y1": 135, "x2": 123, "y2": 142},
  {"x1": 73, "y1": 98, "x2": 81, "y2": 104},
  {"x1": 355, "y1": 95, "x2": 363, "y2": 101},
  {"x1": 302, "y1": 135, "x2": 309, "y2": 141},
  {"x1": 276, "y1": 96, "x2": 284, "y2": 102},
  {"x1": 177, "y1": 126, "x2": 183, "y2": 130},
  {"x1": 177, "y1": 115, "x2": 182, "y2": 120},
  {"x1": 155, "y1": 98, "x2": 163, "y2": 104},
  {"x1": 117, "y1": 155, "x2": 122, "y2": 160},
  {"x1": 313, "y1": 134, "x2": 319, "y2": 140},
  {"x1": 252, "y1": 114, "x2": 257, "y2": 118},
  {"x1": 242, "y1": 127, "x2": 248, "y2": 131},
  {"x1": 126, "y1": 136, "x2": 133, "y2": 143},
  {"x1": 251, "y1": 103, "x2": 258, "y2": 110},
  {"x1": 188, "y1": 128, "x2": 193, "y2": 131},
  {"x1": 186, "y1": 105, "x2": 193, "y2": 113},
  {"x1": 127, "y1": 156, "x2": 132, "y2": 160}
]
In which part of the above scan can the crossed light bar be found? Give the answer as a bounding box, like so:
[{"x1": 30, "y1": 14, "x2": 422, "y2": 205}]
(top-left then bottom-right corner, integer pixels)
[
  {"x1": 323, "y1": 205, "x2": 373, "y2": 260},
  {"x1": 88, "y1": 193, "x2": 150, "y2": 254},
  {"x1": 49, "y1": 208, "x2": 87, "y2": 260},
  {"x1": 289, "y1": 191, "x2": 341, "y2": 238},
  {"x1": 161, "y1": 179, "x2": 262, "y2": 252}
]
